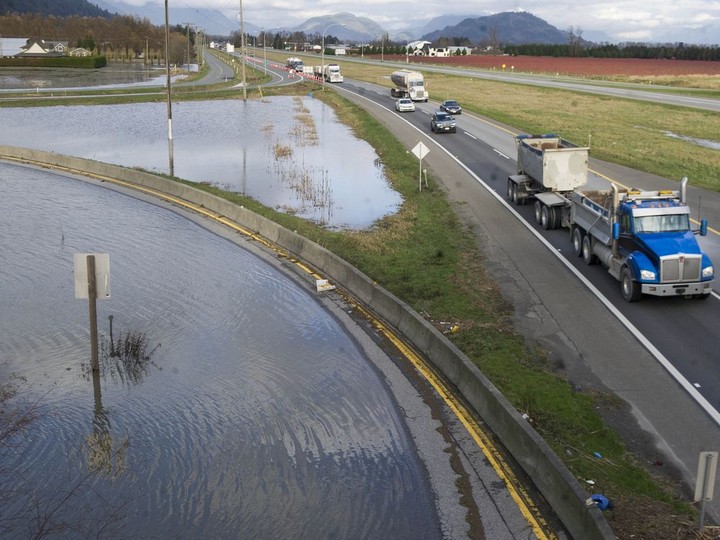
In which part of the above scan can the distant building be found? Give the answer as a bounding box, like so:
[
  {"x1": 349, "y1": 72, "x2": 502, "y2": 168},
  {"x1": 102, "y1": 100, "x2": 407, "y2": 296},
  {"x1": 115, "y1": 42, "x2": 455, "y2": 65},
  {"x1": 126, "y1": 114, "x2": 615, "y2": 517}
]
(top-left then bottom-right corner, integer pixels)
[
  {"x1": 407, "y1": 41, "x2": 450, "y2": 57},
  {"x1": 17, "y1": 39, "x2": 69, "y2": 57},
  {"x1": 69, "y1": 47, "x2": 92, "y2": 57}
]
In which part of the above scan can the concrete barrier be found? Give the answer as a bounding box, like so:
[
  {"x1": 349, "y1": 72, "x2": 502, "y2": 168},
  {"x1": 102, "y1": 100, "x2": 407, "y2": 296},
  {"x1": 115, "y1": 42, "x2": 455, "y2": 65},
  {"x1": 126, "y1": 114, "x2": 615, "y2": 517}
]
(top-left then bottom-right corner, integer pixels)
[{"x1": 1, "y1": 146, "x2": 614, "y2": 539}]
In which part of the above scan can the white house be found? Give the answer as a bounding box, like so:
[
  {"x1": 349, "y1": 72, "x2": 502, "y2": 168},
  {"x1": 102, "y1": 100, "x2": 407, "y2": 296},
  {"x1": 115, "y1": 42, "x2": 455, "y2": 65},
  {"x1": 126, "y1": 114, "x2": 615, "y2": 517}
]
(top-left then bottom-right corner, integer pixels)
[
  {"x1": 17, "y1": 39, "x2": 69, "y2": 57},
  {"x1": 69, "y1": 47, "x2": 92, "y2": 57}
]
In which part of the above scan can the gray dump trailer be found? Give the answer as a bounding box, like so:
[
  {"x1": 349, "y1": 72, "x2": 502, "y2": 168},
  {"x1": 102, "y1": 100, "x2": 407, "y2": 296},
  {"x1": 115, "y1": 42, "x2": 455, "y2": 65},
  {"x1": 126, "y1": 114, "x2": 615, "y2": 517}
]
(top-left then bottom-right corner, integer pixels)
[{"x1": 507, "y1": 134, "x2": 714, "y2": 301}]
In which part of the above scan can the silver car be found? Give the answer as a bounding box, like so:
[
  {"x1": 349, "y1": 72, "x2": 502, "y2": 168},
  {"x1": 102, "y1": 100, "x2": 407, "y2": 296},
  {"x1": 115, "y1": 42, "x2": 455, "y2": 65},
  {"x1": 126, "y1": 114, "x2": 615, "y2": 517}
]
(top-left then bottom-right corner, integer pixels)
[{"x1": 395, "y1": 98, "x2": 415, "y2": 112}]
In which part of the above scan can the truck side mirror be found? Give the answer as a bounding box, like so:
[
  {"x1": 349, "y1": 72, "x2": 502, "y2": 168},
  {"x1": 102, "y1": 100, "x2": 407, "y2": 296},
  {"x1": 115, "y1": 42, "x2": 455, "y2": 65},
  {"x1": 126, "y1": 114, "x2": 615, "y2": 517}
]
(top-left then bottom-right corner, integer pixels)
[
  {"x1": 700, "y1": 219, "x2": 708, "y2": 237},
  {"x1": 612, "y1": 222, "x2": 620, "y2": 240}
]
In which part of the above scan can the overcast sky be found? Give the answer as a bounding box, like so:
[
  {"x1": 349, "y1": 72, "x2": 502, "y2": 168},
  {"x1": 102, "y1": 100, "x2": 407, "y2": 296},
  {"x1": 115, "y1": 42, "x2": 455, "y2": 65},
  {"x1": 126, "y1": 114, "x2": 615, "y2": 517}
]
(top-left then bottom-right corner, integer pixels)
[{"x1": 115, "y1": 0, "x2": 720, "y2": 44}]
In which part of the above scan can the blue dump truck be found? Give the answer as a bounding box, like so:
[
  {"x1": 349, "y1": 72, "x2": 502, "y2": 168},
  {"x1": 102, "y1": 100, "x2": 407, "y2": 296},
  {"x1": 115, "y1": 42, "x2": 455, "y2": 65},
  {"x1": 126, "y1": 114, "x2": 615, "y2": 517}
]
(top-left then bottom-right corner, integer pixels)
[{"x1": 507, "y1": 134, "x2": 714, "y2": 302}]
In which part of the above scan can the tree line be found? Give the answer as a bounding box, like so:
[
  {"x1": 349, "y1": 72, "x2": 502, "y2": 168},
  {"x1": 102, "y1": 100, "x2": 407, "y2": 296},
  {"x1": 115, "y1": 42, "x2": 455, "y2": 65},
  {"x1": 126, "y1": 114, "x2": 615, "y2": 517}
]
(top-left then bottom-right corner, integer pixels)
[
  {"x1": 2, "y1": 12, "x2": 718, "y2": 62},
  {"x1": 503, "y1": 42, "x2": 720, "y2": 61},
  {"x1": 0, "y1": 13, "x2": 194, "y2": 64}
]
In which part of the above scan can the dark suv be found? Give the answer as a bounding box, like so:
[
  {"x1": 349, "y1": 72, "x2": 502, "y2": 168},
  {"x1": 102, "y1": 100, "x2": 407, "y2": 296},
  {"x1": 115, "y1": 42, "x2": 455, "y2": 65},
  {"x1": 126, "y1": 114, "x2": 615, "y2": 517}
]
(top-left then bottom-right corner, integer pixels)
[
  {"x1": 440, "y1": 100, "x2": 462, "y2": 114},
  {"x1": 430, "y1": 111, "x2": 457, "y2": 133}
]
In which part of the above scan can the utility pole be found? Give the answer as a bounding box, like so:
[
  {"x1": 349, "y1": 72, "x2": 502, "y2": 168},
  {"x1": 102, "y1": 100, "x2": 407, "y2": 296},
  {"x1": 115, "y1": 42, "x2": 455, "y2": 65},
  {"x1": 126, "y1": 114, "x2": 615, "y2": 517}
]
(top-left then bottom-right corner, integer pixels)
[
  {"x1": 185, "y1": 23, "x2": 191, "y2": 71},
  {"x1": 164, "y1": 0, "x2": 174, "y2": 176},
  {"x1": 197, "y1": 28, "x2": 204, "y2": 67},
  {"x1": 239, "y1": 0, "x2": 247, "y2": 100}
]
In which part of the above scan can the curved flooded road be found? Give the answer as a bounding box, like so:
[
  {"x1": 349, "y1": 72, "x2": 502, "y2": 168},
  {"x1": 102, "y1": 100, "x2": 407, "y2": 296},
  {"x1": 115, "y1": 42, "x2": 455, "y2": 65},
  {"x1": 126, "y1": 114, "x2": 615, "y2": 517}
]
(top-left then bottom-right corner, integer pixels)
[{"x1": 0, "y1": 162, "x2": 443, "y2": 538}]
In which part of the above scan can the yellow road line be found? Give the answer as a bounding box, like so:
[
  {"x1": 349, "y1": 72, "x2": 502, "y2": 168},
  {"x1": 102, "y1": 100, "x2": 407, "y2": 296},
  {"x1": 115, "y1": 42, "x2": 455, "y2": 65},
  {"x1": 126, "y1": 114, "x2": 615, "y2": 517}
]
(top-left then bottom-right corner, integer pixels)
[
  {"x1": 7, "y1": 155, "x2": 555, "y2": 537},
  {"x1": 347, "y1": 301, "x2": 554, "y2": 540}
]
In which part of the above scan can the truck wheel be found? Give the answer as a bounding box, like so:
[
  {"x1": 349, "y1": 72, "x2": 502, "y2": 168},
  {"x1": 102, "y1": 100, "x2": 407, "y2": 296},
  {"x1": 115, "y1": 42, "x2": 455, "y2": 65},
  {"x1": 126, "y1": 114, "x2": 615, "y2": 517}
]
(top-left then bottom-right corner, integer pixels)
[
  {"x1": 511, "y1": 184, "x2": 519, "y2": 205},
  {"x1": 693, "y1": 293, "x2": 711, "y2": 300},
  {"x1": 621, "y1": 267, "x2": 642, "y2": 302},
  {"x1": 541, "y1": 205, "x2": 551, "y2": 230},
  {"x1": 507, "y1": 180, "x2": 514, "y2": 200},
  {"x1": 552, "y1": 207, "x2": 563, "y2": 229},
  {"x1": 582, "y1": 235, "x2": 598, "y2": 265},
  {"x1": 571, "y1": 228, "x2": 584, "y2": 257},
  {"x1": 534, "y1": 201, "x2": 543, "y2": 224}
]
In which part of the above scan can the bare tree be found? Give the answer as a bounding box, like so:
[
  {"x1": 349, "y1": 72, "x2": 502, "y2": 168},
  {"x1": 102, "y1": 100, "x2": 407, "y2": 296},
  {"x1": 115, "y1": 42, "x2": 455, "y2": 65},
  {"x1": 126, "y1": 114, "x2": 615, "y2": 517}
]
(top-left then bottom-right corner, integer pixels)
[{"x1": 567, "y1": 26, "x2": 584, "y2": 57}]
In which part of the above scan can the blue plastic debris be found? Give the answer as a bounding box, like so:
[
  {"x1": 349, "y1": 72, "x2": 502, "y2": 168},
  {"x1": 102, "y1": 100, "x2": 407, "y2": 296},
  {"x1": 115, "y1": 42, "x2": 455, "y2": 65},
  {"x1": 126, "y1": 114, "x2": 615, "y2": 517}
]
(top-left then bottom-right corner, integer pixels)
[{"x1": 589, "y1": 494, "x2": 613, "y2": 511}]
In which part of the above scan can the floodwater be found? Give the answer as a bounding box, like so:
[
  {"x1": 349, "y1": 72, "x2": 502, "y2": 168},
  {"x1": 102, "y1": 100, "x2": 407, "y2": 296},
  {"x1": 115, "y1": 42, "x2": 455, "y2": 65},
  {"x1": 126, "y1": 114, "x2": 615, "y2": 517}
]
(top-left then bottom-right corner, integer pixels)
[
  {"x1": 0, "y1": 62, "x2": 169, "y2": 90},
  {"x1": 0, "y1": 162, "x2": 440, "y2": 538},
  {"x1": 0, "y1": 97, "x2": 403, "y2": 229}
]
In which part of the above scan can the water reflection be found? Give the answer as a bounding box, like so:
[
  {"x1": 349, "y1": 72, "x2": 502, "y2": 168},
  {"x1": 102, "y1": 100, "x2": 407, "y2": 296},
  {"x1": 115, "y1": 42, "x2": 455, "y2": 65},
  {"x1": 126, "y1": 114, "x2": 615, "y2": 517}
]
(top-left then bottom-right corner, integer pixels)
[
  {"x1": 664, "y1": 130, "x2": 720, "y2": 150},
  {"x1": 0, "y1": 96, "x2": 403, "y2": 229},
  {"x1": 0, "y1": 62, "x2": 168, "y2": 90},
  {"x1": 0, "y1": 163, "x2": 439, "y2": 538}
]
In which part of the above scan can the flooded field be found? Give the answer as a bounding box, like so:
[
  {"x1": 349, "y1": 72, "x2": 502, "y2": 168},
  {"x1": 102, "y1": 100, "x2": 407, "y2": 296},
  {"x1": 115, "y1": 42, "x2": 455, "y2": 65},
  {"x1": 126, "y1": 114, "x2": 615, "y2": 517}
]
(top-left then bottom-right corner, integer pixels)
[
  {"x1": 0, "y1": 96, "x2": 402, "y2": 229},
  {"x1": 0, "y1": 62, "x2": 168, "y2": 90}
]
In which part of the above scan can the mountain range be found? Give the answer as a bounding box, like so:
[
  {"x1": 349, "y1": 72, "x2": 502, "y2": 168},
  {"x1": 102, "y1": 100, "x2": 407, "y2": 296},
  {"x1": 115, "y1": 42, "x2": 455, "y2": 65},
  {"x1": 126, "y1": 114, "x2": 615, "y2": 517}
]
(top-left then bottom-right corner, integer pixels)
[{"x1": 0, "y1": 0, "x2": 590, "y2": 45}]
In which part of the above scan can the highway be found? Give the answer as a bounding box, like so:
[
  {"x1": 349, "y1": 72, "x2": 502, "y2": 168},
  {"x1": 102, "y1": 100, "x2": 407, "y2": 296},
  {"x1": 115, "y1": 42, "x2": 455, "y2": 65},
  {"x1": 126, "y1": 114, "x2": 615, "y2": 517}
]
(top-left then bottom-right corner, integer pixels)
[
  {"x1": 318, "y1": 55, "x2": 720, "y2": 113},
  {"x1": 319, "y1": 72, "x2": 720, "y2": 514},
  {"x1": 228, "y1": 53, "x2": 720, "y2": 515}
]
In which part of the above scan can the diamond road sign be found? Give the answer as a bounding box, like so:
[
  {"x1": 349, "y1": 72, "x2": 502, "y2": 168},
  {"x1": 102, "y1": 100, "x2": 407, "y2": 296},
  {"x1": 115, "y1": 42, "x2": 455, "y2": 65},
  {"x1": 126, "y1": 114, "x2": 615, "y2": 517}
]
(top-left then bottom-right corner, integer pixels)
[{"x1": 411, "y1": 142, "x2": 429, "y2": 160}]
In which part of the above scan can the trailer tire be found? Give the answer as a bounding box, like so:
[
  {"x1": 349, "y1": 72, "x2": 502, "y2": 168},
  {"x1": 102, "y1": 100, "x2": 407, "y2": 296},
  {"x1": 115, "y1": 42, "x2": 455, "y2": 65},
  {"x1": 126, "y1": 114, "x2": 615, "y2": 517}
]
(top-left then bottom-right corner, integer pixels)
[
  {"x1": 582, "y1": 235, "x2": 598, "y2": 265},
  {"x1": 571, "y1": 227, "x2": 584, "y2": 256},
  {"x1": 534, "y1": 201, "x2": 543, "y2": 224},
  {"x1": 507, "y1": 180, "x2": 513, "y2": 200},
  {"x1": 511, "y1": 184, "x2": 519, "y2": 205},
  {"x1": 621, "y1": 267, "x2": 642, "y2": 302},
  {"x1": 693, "y1": 293, "x2": 711, "y2": 300},
  {"x1": 552, "y1": 207, "x2": 563, "y2": 229},
  {"x1": 541, "y1": 205, "x2": 551, "y2": 230}
]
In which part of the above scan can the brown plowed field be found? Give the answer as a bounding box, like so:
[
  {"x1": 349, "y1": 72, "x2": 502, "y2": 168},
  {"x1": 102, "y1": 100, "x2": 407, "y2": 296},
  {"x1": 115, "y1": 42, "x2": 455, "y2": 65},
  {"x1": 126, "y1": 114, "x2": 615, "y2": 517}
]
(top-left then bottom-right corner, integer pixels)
[{"x1": 386, "y1": 54, "x2": 720, "y2": 77}]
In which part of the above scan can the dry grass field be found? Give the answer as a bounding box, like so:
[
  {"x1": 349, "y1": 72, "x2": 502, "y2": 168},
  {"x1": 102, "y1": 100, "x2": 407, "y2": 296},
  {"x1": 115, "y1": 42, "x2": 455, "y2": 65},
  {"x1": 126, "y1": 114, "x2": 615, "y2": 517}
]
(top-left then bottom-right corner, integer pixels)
[{"x1": 331, "y1": 56, "x2": 720, "y2": 192}]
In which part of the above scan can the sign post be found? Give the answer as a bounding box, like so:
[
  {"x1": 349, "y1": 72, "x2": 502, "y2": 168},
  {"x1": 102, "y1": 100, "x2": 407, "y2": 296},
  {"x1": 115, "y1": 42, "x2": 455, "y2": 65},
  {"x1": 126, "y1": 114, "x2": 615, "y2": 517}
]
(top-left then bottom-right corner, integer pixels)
[
  {"x1": 74, "y1": 253, "x2": 111, "y2": 373},
  {"x1": 695, "y1": 451, "x2": 718, "y2": 530},
  {"x1": 411, "y1": 142, "x2": 430, "y2": 191}
]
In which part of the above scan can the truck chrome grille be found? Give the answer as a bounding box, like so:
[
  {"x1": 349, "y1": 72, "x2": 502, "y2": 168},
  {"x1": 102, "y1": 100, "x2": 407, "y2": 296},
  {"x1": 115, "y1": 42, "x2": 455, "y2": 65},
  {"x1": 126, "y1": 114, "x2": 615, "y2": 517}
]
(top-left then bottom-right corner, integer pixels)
[{"x1": 660, "y1": 254, "x2": 701, "y2": 282}]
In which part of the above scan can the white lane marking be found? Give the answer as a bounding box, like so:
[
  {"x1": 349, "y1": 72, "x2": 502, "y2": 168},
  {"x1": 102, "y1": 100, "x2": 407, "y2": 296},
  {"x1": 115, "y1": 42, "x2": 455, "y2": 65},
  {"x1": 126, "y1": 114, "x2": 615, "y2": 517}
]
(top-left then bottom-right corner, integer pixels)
[{"x1": 336, "y1": 82, "x2": 720, "y2": 428}]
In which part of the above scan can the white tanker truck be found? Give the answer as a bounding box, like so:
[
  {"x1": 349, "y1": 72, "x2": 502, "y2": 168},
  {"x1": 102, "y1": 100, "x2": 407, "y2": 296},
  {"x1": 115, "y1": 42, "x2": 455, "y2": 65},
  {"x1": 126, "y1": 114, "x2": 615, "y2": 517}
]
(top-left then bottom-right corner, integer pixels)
[{"x1": 390, "y1": 70, "x2": 428, "y2": 102}]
